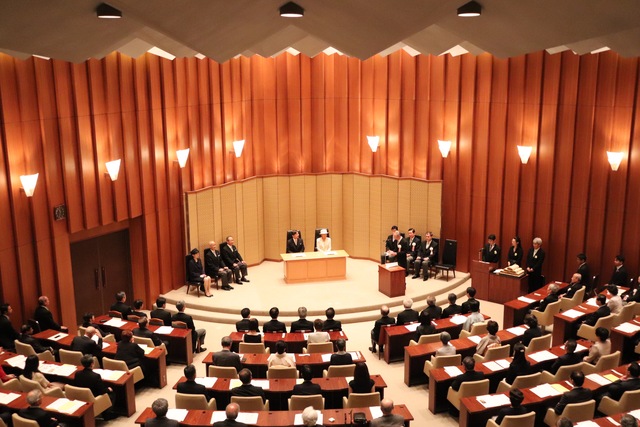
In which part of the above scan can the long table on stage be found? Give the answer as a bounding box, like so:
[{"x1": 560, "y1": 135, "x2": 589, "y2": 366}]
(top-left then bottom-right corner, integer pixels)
[
  {"x1": 229, "y1": 331, "x2": 347, "y2": 354},
  {"x1": 280, "y1": 250, "x2": 348, "y2": 283},
  {"x1": 0, "y1": 389, "x2": 95, "y2": 427},
  {"x1": 503, "y1": 281, "x2": 569, "y2": 328}
]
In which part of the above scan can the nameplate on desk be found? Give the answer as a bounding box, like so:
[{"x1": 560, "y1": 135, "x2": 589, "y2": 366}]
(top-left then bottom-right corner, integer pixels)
[
  {"x1": 292, "y1": 253, "x2": 306, "y2": 258},
  {"x1": 49, "y1": 333, "x2": 68, "y2": 341},
  {"x1": 385, "y1": 262, "x2": 398, "y2": 268}
]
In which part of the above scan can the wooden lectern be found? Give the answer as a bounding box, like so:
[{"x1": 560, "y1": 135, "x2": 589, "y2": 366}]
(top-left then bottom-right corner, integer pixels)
[
  {"x1": 471, "y1": 260, "x2": 498, "y2": 300},
  {"x1": 378, "y1": 264, "x2": 406, "y2": 297}
]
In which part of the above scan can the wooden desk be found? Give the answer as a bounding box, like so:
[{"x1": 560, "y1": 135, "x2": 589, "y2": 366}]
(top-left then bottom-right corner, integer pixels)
[
  {"x1": 280, "y1": 250, "x2": 348, "y2": 283},
  {"x1": 487, "y1": 273, "x2": 529, "y2": 304},
  {"x1": 229, "y1": 331, "x2": 347, "y2": 354},
  {"x1": 503, "y1": 282, "x2": 569, "y2": 328},
  {"x1": 135, "y1": 405, "x2": 414, "y2": 426},
  {"x1": 610, "y1": 316, "x2": 640, "y2": 363},
  {"x1": 471, "y1": 260, "x2": 498, "y2": 301},
  {"x1": 0, "y1": 389, "x2": 95, "y2": 427},
  {"x1": 378, "y1": 264, "x2": 406, "y2": 297}
]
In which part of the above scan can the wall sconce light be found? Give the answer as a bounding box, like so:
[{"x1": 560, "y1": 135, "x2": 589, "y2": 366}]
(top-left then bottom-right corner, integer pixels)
[
  {"x1": 176, "y1": 148, "x2": 190, "y2": 168},
  {"x1": 279, "y1": 1, "x2": 304, "y2": 18},
  {"x1": 96, "y1": 3, "x2": 122, "y2": 19},
  {"x1": 233, "y1": 140, "x2": 245, "y2": 158},
  {"x1": 367, "y1": 136, "x2": 380, "y2": 152},
  {"x1": 438, "y1": 140, "x2": 452, "y2": 158},
  {"x1": 20, "y1": 173, "x2": 39, "y2": 197},
  {"x1": 607, "y1": 151, "x2": 623, "y2": 171},
  {"x1": 105, "y1": 159, "x2": 121, "y2": 181},
  {"x1": 457, "y1": 0, "x2": 482, "y2": 17},
  {"x1": 517, "y1": 145, "x2": 533, "y2": 164}
]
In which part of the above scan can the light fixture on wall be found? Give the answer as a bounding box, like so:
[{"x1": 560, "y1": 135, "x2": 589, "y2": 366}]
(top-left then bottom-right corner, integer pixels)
[
  {"x1": 607, "y1": 151, "x2": 624, "y2": 171},
  {"x1": 96, "y1": 3, "x2": 122, "y2": 19},
  {"x1": 176, "y1": 148, "x2": 190, "y2": 168},
  {"x1": 457, "y1": 1, "x2": 482, "y2": 17},
  {"x1": 279, "y1": 1, "x2": 304, "y2": 18},
  {"x1": 20, "y1": 173, "x2": 39, "y2": 197},
  {"x1": 105, "y1": 159, "x2": 122, "y2": 181},
  {"x1": 438, "y1": 140, "x2": 452, "y2": 158},
  {"x1": 517, "y1": 145, "x2": 533, "y2": 164},
  {"x1": 233, "y1": 140, "x2": 245, "y2": 158},
  {"x1": 367, "y1": 136, "x2": 380, "y2": 152}
]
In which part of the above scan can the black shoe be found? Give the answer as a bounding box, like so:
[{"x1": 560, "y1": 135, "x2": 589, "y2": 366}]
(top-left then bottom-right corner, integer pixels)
[
  {"x1": 200, "y1": 347, "x2": 207, "y2": 352},
  {"x1": 206, "y1": 294, "x2": 213, "y2": 298},
  {"x1": 423, "y1": 276, "x2": 428, "y2": 281},
  {"x1": 222, "y1": 286, "x2": 232, "y2": 291},
  {"x1": 236, "y1": 280, "x2": 243, "y2": 285},
  {"x1": 368, "y1": 346, "x2": 377, "y2": 354},
  {"x1": 412, "y1": 275, "x2": 420, "y2": 279},
  {"x1": 241, "y1": 277, "x2": 250, "y2": 282}
]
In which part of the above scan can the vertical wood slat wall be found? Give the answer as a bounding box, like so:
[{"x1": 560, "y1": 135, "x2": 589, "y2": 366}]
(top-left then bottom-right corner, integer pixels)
[{"x1": 1, "y1": 49, "x2": 640, "y2": 328}]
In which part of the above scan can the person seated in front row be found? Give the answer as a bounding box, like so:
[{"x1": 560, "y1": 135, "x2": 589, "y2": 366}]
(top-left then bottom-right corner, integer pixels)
[
  {"x1": 475, "y1": 320, "x2": 501, "y2": 356},
  {"x1": 553, "y1": 370, "x2": 592, "y2": 414},
  {"x1": 177, "y1": 364, "x2": 213, "y2": 400},
  {"x1": 74, "y1": 355, "x2": 116, "y2": 419},
  {"x1": 348, "y1": 362, "x2": 375, "y2": 393},
  {"x1": 415, "y1": 312, "x2": 436, "y2": 341},
  {"x1": 505, "y1": 343, "x2": 530, "y2": 384},
  {"x1": 130, "y1": 299, "x2": 147, "y2": 319},
  {"x1": 267, "y1": 340, "x2": 296, "y2": 368},
  {"x1": 330, "y1": 339, "x2": 353, "y2": 365},
  {"x1": 442, "y1": 293, "x2": 462, "y2": 318},
  {"x1": 243, "y1": 319, "x2": 262, "y2": 343},
  {"x1": 186, "y1": 249, "x2": 213, "y2": 297},
  {"x1": 236, "y1": 307, "x2": 256, "y2": 332},
  {"x1": 460, "y1": 286, "x2": 480, "y2": 314},
  {"x1": 212, "y1": 403, "x2": 247, "y2": 427},
  {"x1": 521, "y1": 314, "x2": 542, "y2": 347},
  {"x1": 369, "y1": 305, "x2": 395, "y2": 354},
  {"x1": 436, "y1": 332, "x2": 455, "y2": 356},
  {"x1": 494, "y1": 389, "x2": 529, "y2": 425},
  {"x1": 599, "y1": 362, "x2": 640, "y2": 403},
  {"x1": 322, "y1": 307, "x2": 342, "y2": 331},
  {"x1": 231, "y1": 368, "x2": 266, "y2": 402},
  {"x1": 115, "y1": 330, "x2": 145, "y2": 373},
  {"x1": 291, "y1": 306, "x2": 314, "y2": 332},
  {"x1": 620, "y1": 415, "x2": 639, "y2": 427},
  {"x1": 420, "y1": 295, "x2": 442, "y2": 320},
  {"x1": 370, "y1": 398, "x2": 405, "y2": 427},
  {"x1": 263, "y1": 307, "x2": 287, "y2": 333},
  {"x1": 396, "y1": 298, "x2": 419, "y2": 325},
  {"x1": 549, "y1": 339, "x2": 582, "y2": 374},
  {"x1": 607, "y1": 284, "x2": 623, "y2": 315},
  {"x1": 537, "y1": 283, "x2": 560, "y2": 312},
  {"x1": 308, "y1": 319, "x2": 330, "y2": 343},
  {"x1": 451, "y1": 356, "x2": 485, "y2": 391},
  {"x1": 462, "y1": 300, "x2": 484, "y2": 332},
  {"x1": 583, "y1": 327, "x2": 611, "y2": 365},
  {"x1": 110, "y1": 291, "x2": 132, "y2": 318},
  {"x1": 144, "y1": 398, "x2": 178, "y2": 427},
  {"x1": 292, "y1": 365, "x2": 322, "y2": 396}
]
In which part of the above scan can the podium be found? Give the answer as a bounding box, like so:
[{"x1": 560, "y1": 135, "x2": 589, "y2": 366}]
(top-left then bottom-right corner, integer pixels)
[
  {"x1": 471, "y1": 260, "x2": 498, "y2": 300},
  {"x1": 378, "y1": 264, "x2": 406, "y2": 297}
]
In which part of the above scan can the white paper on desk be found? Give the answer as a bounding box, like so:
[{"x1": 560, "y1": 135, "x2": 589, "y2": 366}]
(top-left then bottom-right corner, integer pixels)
[
  {"x1": 252, "y1": 379, "x2": 270, "y2": 390},
  {"x1": 211, "y1": 412, "x2": 226, "y2": 424},
  {"x1": 49, "y1": 333, "x2": 68, "y2": 341},
  {"x1": 575, "y1": 421, "x2": 601, "y2": 427},
  {"x1": 586, "y1": 373, "x2": 612, "y2": 386},
  {"x1": 137, "y1": 344, "x2": 153, "y2": 354},
  {"x1": 195, "y1": 377, "x2": 217, "y2": 388},
  {"x1": 5, "y1": 354, "x2": 26, "y2": 369},
  {"x1": 561, "y1": 309, "x2": 584, "y2": 319},
  {"x1": 615, "y1": 322, "x2": 640, "y2": 333},
  {"x1": 467, "y1": 335, "x2": 482, "y2": 344},
  {"x1": 449, "y1": 315, "x2": 467, "y2": 325},
  {"x1": 104, "y1": 318, "x2": 127, "y2": 327},
  {"x1": 517, "y1": 296, "x2": 537, "y2": 304},
  {"x1": 321, "y1": 353, "x2": 331, "y2": 362},
  {"x1": 229, "y1": 379, "x2": 242, "y2": 389},
  {"x1": 530, "y1": 383, "x2": 562, "y2": 398},
  {"x1": 303, "y1": 333, "x2": 309, "y2": 340},
  {"x1": 292, "y1": 253, "x2": 306, "y2": 258},
  {"x1": 102, "y1": 342, "x2": 110, "y2": 349},
  {"x1": 506, "y1": 326, "x2": 527, "y2": 336},
  {"x1": 295, "y1": 378, "x2": 304, "y2": 384},
  {"x1": 345, "y1": 376, "x2": 354, "y2": 383},
  {"x1": 585, "y1": 298, "x2": 599, "y2": 307},
  {"x1": 444, "y1": 366, "x2": 463, "y2": 377},
  {"x1": 369, "y1": 406, "x2": 383, "y2": 419},
  {"x1": 237, "y1": 412, "x2": 259, "y2": 424},
  {"x1": 476, "y1": 394, "x2": 511, "y2": 408},
  {"x1": 405, "y1": 323, "x2": 419, "y2": 332},
  {"x1": 94, "y1": 369, "x2": 125, "y2": 381},
  {"x1": 349, "y1": 351, "x2": 361, "y2": 360},
  {"x1": 154, "y1": 326, "x2": 174, "y2": 335},
  {"x1": 484, "y1": 361, "x2": 503, "y2": 372},
  {"x1": 630, "y1": 410, "x2": 640, "y2": 420},
  {"x1": 166, "y1": 408, "x2": 188, "y2": 422},
  {"x1": 294, "y1": 411, "x2": 322, "y2": 425},
  {"x1": 495, "y1": 359, "x2": 511, "y2": 369},
  {"x1": 607, "y1": 417, "x2": 621, "y2": 426},
  {"x1": 46, "y1": 398, "x2": 86, "y2": 414},
  {"x1": 528, "y1": 350, "x2": 556, "y2": 362},
  {"x1": 40, "y1": 364, "x2": 76, "y2": 377},
  {"x1": 0, "y1": 392, "x2": 20, "y2": 405},
  {"x1": 575, "y1": 344, "x2": 587, "y2": 352}
]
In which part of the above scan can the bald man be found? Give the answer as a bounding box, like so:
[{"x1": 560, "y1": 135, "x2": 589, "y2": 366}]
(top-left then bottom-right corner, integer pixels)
[
  {"x1": 71, "y1": 326, "x2": 103, "y2": 360},
  {"x1": 370, "y1": 399, "x2": 404, "y2": 427},
  {"x1": 213, "y1": 403, "x2": 248, "y2": 427},
  {"x1": 369, "y1": 305, "x2": 395, "y2": 354}
]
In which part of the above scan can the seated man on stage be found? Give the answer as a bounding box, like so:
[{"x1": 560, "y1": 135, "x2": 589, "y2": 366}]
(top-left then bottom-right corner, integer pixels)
[
  {"x1": 286, "y1": 230, "x2": 305, "y2": 253},
  {"x1": 481, "y1": 234, "x2": 501, "y2": 263},
  {"x1": 205, "y1": 241, "x2": 234, "y2": 291},
  {"x1": 221, "y1": 236, "x2": 250, "y2": 284},
  {"x1": 412, "y1": 231, "x2": 438, "y2": 281},
  {"x1": 406, "y1": 228, "x2": 421, "y2": 272},
  {"x1": 316, "y1": 229, "x2": 331, "y2": 252}
]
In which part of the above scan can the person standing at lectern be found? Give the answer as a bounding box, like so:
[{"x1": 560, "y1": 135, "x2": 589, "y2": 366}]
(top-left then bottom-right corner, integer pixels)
[
  {"x1": 385, "y1": 231, "x2": 409, "y2": 273},
  {"x1": 286, "y1": 230, "x2": 305, "y2": 253},
  {"x1": 507, "y1": 236, "x2": 523, "y2": 266},
  {"x1": 481, "y1": 234, "x2": 501, "y2": 264},
  {"x1": 526, "y1": 237, "x2": 545, "y2": 292},
  {"x1": 316, "y1": 229, "x2": 331, "y2": 252}
]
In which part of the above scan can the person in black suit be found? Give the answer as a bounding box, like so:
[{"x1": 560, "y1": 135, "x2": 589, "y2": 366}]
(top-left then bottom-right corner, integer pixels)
[
  {"x1": 74, "y1": 355, "x2": 117, "y2": 419},
  {"x1": 601, "y1": 362, "x2": 640, "y2": 401},
  {"x1": 205, "y1": 241, "x2": 234, "y2": 291},
  {"x1": 34, "y1": 296, "x2": 66, "y2": 332},
  {"x1": 236, "y1": 308, "x2": 258, "y2": 332},
  {"x1": 554, "y1": 370, "x2": 592, "y2": 414},
  {"x1": 0, "y1": 303, "x2": 19, "y2": 351},
  {"x1": 415, "y1": 312, "x2": 436, "y2": 341},
  {"x1": 110, "y1": 291, "x2": 133, "y2": 318},
  {"x1": 607, "y1": 254, "x2": 628, "y2": 287},
  {"x1": 550, "y1": 339, "x2": 582, "y2": 374},
  {"x1": 561, "y1": 273, "x2": 584, "y2": 300},
  {"x1": 576, "y1": 253, "x2": 591, "y2": 293},
  {"x1": 263, "y1": 307, "x2": 287, "y2": 333},
  {"x1": 460, "y1": 287, "x2": 480, "y2": 315},
  {"x1": 405, "y1": 228, "x2": 421, "y2": 274},
  {"x1": 144, "y1": 398, "x2": 179, "y2": 427},
  {"x1": 481, "y1": 234, "x2": 501, "y2": 264},
  {"x1": 322, "y1": 307, "x2": 342, "y2": 331},
  {"x1": 494, "y1": 389, "x2": 530, "y2": 424},
  {"x1": 172, "y1": 300, "x2": 207, "y2": 352},
  {"x1": 330, "y1": 339, "x2": 353, "y2": 365},
  {"x1": 385, "y1": 230, "x2": 410, "y2": 272},
  {"x1": 582, "y1": 294, "x2": 611, "y2": 327},
  {"x1": 150, "y1": 297, "x2": 172, "y2": 326},
  {"x1": 504, "y1": 343, "x2": 531, "y2": 384},
  {"x1": 526, "y1": 237, "x2": 545, "y2": 292},
  {"x1": 177, "y1": 364, "x2": 212, "y2": 400},
  {"x1": 442, "y1": 293, "x2": 462, "y2": 318},
  {"x1": 221, "y1": 236, "x2": 250, "y2": 284},
  {"x1": 369, "y1": 305, "x2": 395, "y2": 353},
  {"x1": 292, "y1": 365, "x2": 322, "y2": 395},
  {"x1": 115, "y1": 330, "x2": 144, "y2": 369},
  {"x1": 286, "y1": 230, "x2": 305, "y2": 253},
  {"x1": 19, "y1": 390, "x2": 60, "y2": 427},
  {"x1": 81, "y1": 312, "x2": 107, "y2": 337},
  {"x1": 537, "y1": 283, "x2": 560, "y2": 312},
  {"x1": 290, "y1": 307, "x2": 314, "y2": 332},
  {"x1": 19, "y1": 324, "x2": 54, "y2": 354},
  {"x1": 130, "y1": 299, "x2": 148, "y2": 319},
  {"x1": 521, "y1": 314, "x2": 542, "y2": 347},
  {"x1": 71, "y1": 326, "x2": 103, "y2": 360},
  {"x1": 507, "y1": 236, "x2": 523, "y2": 267},
  {"x1": 383, "y1": 226, "x2": 399, "y2": 254},
  {"x1": 231, "y1": 369, "x2": 266, "y2": 402},
  {"x1": 133, "y1": 317, "x2": 164, "y2": 347},
  {"x1": 396, "y1": 299, "x2": 419, "y2": 325},
  {"x1": 420, "y1": 295, "x2": 442, "y2": 320},
  {"x1": 213, "y1": 336, "x2": 242, "y2": 372},
  {"x1": 413, "y1": 231, "x2": 438, "y2": 281},
  {"x1": 187, "y1": 249, "x2": 213, "y2": 297},
  {"x1": 213, "y1": 403, "x2": 248, "y2": 427},
  {"x1": 451, "y1": 356, "x2": 485, "y2": 391}
]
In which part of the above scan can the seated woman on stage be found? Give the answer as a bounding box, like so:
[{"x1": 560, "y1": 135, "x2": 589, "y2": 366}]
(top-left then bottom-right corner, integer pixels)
[
  {"x1": 243, "y1": 319, "x2": 262, "y2": 343},
  {"x1": 316, "y1": 229, "x2": 331, "y2": 252},
  {"x1": 188, "y1": 248, "x2": 213, "y2": 298}
]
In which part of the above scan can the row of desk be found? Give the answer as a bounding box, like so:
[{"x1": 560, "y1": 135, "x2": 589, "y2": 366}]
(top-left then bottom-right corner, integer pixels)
[
  {"x1": 228, "y1": 331, "x2": 347, "y2": 354},
  {"x1": 0, "y1": 389, "x2": 95, "y2": 427}
]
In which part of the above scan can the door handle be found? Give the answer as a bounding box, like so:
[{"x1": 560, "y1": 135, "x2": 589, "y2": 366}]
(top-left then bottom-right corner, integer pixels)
[
  {"x1": 94, "y1": 269, "x2": 99, "y2": 289},
  {"x1": 102, "y1": 267, "x2": 107, "y2": 288}
]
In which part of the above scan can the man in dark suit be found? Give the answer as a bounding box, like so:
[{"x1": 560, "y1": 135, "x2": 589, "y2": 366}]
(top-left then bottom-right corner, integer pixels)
[
  {"x1": 213, "y1": 336, "x2": 242, "y2": 372},
  {"x1": 34, "y1": 296, "x2": 66, "y2": 332},
  {"x1": 236, "y1": 308, "x2": 257, "y2": 332},
  {"x1": 405, "y1": 228, "x2": 421, "y2": 274},
  {"x1": 396, "y1": 299, "x2": 419, "y2": 325},
  {"x1": 369, "y1": 305, "x2": 395, "y2": 353},
  {"x1": 526, "y1": 237, "x2": 545, "y2": 293},
  {"x1": 560, "y1": 273, "x2": 584, "y2": 299},
  {"x1": 221, "y1": 236, "x2": 249, "y2": 284},
  {"x1": 322, "y1": 307, "x2": 342, "y2": 331},
  {"x1": 451, "y1": 356, "x2": 485, "y2": 391},
  {"x1": 150, "y1": 297, "x2": 172, "y2": 326},
  {"x1": 576, "y1": 253, "x2": 591, "y2": 292},
  {"x1": 330, "y1": 339, "x2": 353, "y2": 365},
  {"x1": 133, "y1": 317, "x2": 164, "y2": 347},
  {"x1": 420, "y1": 295, "x2": 442, "y2": 320},
  {"x1": 19, "y1": 390, "x2": 60, "y2": 427},
  {"x1": 231, "y1": 369, "x2": 266, "y2": 402},
  {"x1": 0, "y1": 303, "x2": 19, "y2": 351},
  {"x1": 494, "y1": 389, "x2": 530, "y2": 424},
  {"x1": 385, "y1": 230, "x2": 410, "y2": 272},
  {"x1": 549, "y1": 339, "x2": 582, "y2": 374},
  {"x1": 204, "y1": 241, "x2": 234, "y2": 291},
  {"x1": 481, "y1": 234, "x2": 501, "y2": 264},
  {"x1": 74, "y1": 355, "x2": 117, "y2": 419},
  {"x1": 537, "y1": 283, "x2": 560, "y2": 312},
  {"x1": 442, "y1": 293, "x2": 462, "y2": 318},
  {"x1": 110, "y1": 291, "x2": 132, "y2": 319},
  {"x1": 286, "y1": 230, "x2": 305, "y2": 253},
  {"x1": 413, "y1": 231, "x2": 439, "y2": 281},
  {"x1": 19, "y1": 325, "x2": 54, "y2": 354},
  {"x1": 554, "y1": 370, "x2": 592, "y2": 414},
  {"x1": 460, "y1": 287, "x2": 480, "y2": 315},
  {"x1": 582, "y1": 294, "x2": 611, "y2": 327},
  {"x1": 130, "y1": 299, "x2": 148, "y2": 319},
  {"x1": 383, "y1": 226, "x2": 399, "y2": 255},
  {"x1": 71, "y1": 326, "x2": 103, "y2": 360},
  {"x1": 115, "y1": 330, "x2": 145, "y2": 370},
  {"x1": 607, "y1": 254, "x2": 628, "y2": 287},
  {"x1": 172, "y1": 300, "x2": 206, "y2": 352},
  {"x1": 177, "y1": 364, "x2": 212, "y2": 399},
  {"x1": 263, "y1": 307, "x2": 287, "y2": 333},
  {"x1": 290, "y1": 307, "x2": 314, "y2": 332},
  {"x1": 144, "y1": 398, "x2": 179, "y2": 427},
  {"x1": 213, "y1": 403, "x2": 248, "y2": 427},
  {"x1": 292, "y1": 365, "x2": 322, "y2": 395},
  {"x1": 601, "y1": 362, "x2": 640, "y2": 401}
]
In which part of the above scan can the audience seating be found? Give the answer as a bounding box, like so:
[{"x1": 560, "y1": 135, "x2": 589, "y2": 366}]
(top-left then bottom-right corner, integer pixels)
[
  {"x1": 19, "y1": 375, "x2": 65, "y2": 398},
  {"x1": 473, "y1": 344, "x2": 510, "y2": 363},
  {"x1": 423, "y1": 354, "x2": 461, "y2": 379},
  {"x1": 459, "y1": 322, "x2": 488, "y2": 339},
  {"x1": 303, "y1": 342, "x2": 333, "y2": 354},
  {"x1": 149, "y1": 318, "x2": 165, "y2": 326},
  {"x1": 485, "y1": 411, "x2": 535, "y2": 427},
  {"x1": 175, "y1": 392, "x2": 216, "y2": 410},
  {"x1": 0, "y1": 376, "x2": 23, "y2": 392},
  {"x1": 543, "y1": 399, "x2": 595, "y2": 427},
  {"x1": 577, "y1": 314, "x2": 619, "y2": 341},
  {"x1": 524, "y1": 334, "x2": 552, "y2": 356},
  {"x1": 323, "y1": 364, "x2": 355, "y2": 378},
  {"x1": 559, "y1": 288, "x2": 586, "y2": 312},
  {"x1": 288, "y1": 394, "x2": 324, "y2": 411},
  {"x1": 239, "y1": 342, "x2": 270, "y2": 354},
  {"x1": 496, "y1": 372, "x2": 542, "y2": 393},
  {"x1": 409, "y1": 333, "x2": 440, "y2": 346},
  {"x1": 531, "y1": 300, "x2": 561, "y2": 329},
  {"x1": 342, "y1": 392, "x2": 381, "y2": 409},
  {"x1": 14, "y1": 340, "x2": 55, "y2": 362},
  {"x1": 103, "y1": 334, "x2": 116, "y2": 343},
  {"x1": 581, "y1": 351, "x2": 621, "y2": 375},
  {"x1": 617, "y1": 301, "x2": 636, "y2": 323},
  {"x1": 447, "y1": 379, "x2": 489, "y2": 410},
  {"x1": 539, "y1": 362, "x2": 588, "y2": 384},
  {"x1": 231, "y1": 396, "x2": 269, "y2": 411},
  {"x1": 597, "y1": 388, "x2": 640, "y2": 415},
  {"x1": 108, "y1": 310, "x2": 122, "y2": 318},
  {"x1": 208, "y1": 366, "x2": 239, "y2": 379},
  {"x1": 65, "y1": 384, "x2": 113, "y2": 418},
  {"x1": 12, "y1": 414, "x2": 38, "y2": 427},
  {"x1": 103, "y1": 357, "x2": 144, "y2": 384},
  {"x1": 266, "y1": 366, "x2": 298, "y2": 379}
]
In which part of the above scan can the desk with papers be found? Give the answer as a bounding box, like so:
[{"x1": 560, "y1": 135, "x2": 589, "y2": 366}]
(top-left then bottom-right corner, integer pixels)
[
  {"x1": 503, "y1": 281, "x2": 569, "y2": 328},
  {"x1": 0, "y1": 389, "x2": 95, "y2": 427},
  {"x1": 228, "y1": 330, "x2": 347, "y2": 354},
  {"x1": 280, "y1": 250, "x2": 349, "y2": 283}
]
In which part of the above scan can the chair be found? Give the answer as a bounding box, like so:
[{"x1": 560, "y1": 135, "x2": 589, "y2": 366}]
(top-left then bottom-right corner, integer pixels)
[
  {"x1": 288, "y1": 394, "x2": 324, "y2": 411},
  {"x1": 127, "y1": 314, "x2": 142, "y2": 322},
  {"x1": 559, "y1": 288, "x2": 586, "y2": 312},
  {"x1": 577, "y1": 314, "x2": 619, "y2": 342},
  {"x1": 539, "y1": 362, "x2": 588, "y2": 384},
  {"x1": 27, "y1": 319, "x2": 41, "y2": 334},
  {"x1": 323, "y1": 364, "x2": 356, "y2": 378},
  {"x1": 581, "y1": 351, "x2": 621, "y2": 375},
  {"x1": 617, "y1": 301, "x2": 636, "y2": 323},
  {"x1": 435, "y1": 239, "x2": 457, "y2": 281},
  {"x1": 14, "y1": 340, "x2": 54, "y2": 362},
  {"x1": 486, "y1": 411, "x2": 535, "y2": 427},
  {"x1": 208, "y1": 366, "x2": 239, "y2": 379},
  {"x1": 409, "y1": 333, "x2": 440, "y2": 346},
  {"x1": 473, "y1": 344, "x2": 510, "y2": 363},
  {"x1": 59, "y1": 349, "x2": 84, "y2": 365},
  {"x1": 531, "y1": 300, "x2": 562, "y2": 329},
  {"x1": 588, "y1": 274, "x2": 600, "y2": 298},
  {"x1": 172, "y1": 321, "x2": 187, "y2": 329},
  {"x1": 65, "y1": 384, "x2": 113, "y2": 418},
  {"x1": 239, "y1": 342, "x2": 270, "y2": 354},
  {"x1": 175, "y1": 392, "x2": 216, "y2": 410},
  {"x1": 231, "y1": 396, "x2": 269, "y2": 411},
  {"x1": 149, "y1": 318, "x2": 165, "y2": 326},
  {"x1": 77, "y1": 326, "x2": 87, "y2": 336},
  {"x1": 12, "y1": 414, "x2": 39, "y2": 427},
  {"x1": 0, "y1": 376, "x2": 23, "y2": 392},
  {"x1": 424, "y1": 354, "x2": 462, "y2": 378},
  {"x1": 133, "y1": 336, "x2": 156, "y2": 347},
  {"x1": 185, "y1": 254, "x2": 201, "y2": 297},
  {"x1": 108, "y1": 310, "x2": 122, "y2": 318},
  {"x1": 524, "y1": 334, "x2": 552, "y2": 356},
  {"x1": 303, "y1": 342, "x2": 334, "y2": 354},
  {"x1": 459, "y1": 322, "x2": 488, "y2": 339},
  {"x1": 313, "y1": 228, "x2": 330, "y2": 251},
  {"x1": 446, "y1": 379, "x2": 490, "y2": 410},
  {"x1": 19, "y1": 375, "x2": 65, "y2": 398},
  {"x1": 103, "y1": 334, "x2": 116, "y2": 343},
  {"x1": 102, "y1": 357, "x2": 144, "y2": 384},
  {"x1": 597, "y1": 388, "x2": 640, "y2": 415},
  {"x1": 267, "y1": 366, "x2": 298, "y2": 379},
  {"x1": 0, "y1": 418, "x2": 6, "y2": 427},
  {"x1": 543, "y1": 399, "x2": 595, "y2": 427},
  {"x1": 496, "y1": 372, "x2": 542, "y2": 393},
  {"x1": 342, "y1": 392, "x2": 381, "y2": 409}
]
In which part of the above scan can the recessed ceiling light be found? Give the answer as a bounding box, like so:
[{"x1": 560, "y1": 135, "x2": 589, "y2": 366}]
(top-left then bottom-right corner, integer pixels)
[
  {"x1": 280, "y1": 1, "x2": 304, "y2": 18},
  {"x1": 97, "y1": 3, "x2": 122, "y2": 19},
  {"x1": 457, "y1": 1, "x2": 481, "y2": 17}
]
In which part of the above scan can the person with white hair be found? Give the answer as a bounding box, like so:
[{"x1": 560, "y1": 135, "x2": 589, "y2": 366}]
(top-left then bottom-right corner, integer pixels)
[
  {"x1": 537, "y1": 283, "x2": 560, "y2": 312},
  {"x1": 526, "y1": 237, "x2": 545, "y2": 292},
  {"x1": 396, "y1": 298, "x2": 419, "y2": 325},
  {"x1": 301, "y1": 406, "x2": 320, "y2": 426}
]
